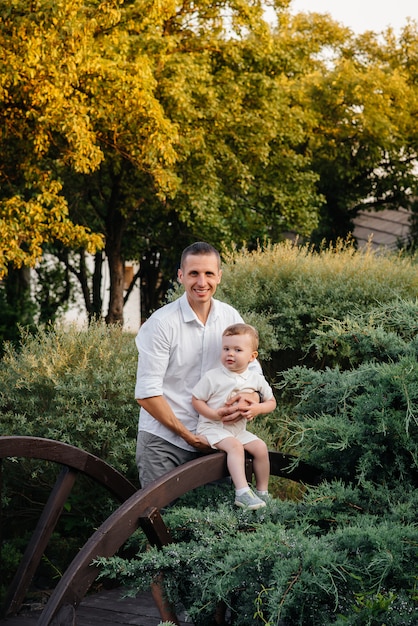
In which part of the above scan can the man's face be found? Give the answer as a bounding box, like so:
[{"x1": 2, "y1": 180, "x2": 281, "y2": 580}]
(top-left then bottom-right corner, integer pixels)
[{"x1": 177, "y1": 253, "x2": 222, "y2": 308}]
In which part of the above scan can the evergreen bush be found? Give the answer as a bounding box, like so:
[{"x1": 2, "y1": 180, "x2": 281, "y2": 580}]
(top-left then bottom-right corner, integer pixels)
[
  {"x1": 96, "y1": 482, "x2": 418, "y2": 625},
  {"x1": 96, "y1": 268, "x2": 418, "y2": 624},
  {"x1": 310, "y1": 298, "x2": 418, "y2": 368},
  {"x1": 274, "y1": 296, "x2": 418, "y2": 489}
]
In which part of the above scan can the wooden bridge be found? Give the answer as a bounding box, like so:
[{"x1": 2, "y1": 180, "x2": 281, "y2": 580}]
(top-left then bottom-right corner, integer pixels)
[
  {"x1": 0, "y1": 436, "x2": 321, "y2": 625},
  {"x1": 0, "y1": 587, "x2": 190, "y2": 626}
]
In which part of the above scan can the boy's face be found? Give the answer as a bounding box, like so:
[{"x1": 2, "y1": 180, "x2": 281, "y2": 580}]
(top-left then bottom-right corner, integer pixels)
[
  {"x1": 221, "y1": 333, "x2": 258, "y2": 374},
  {"x1": 177, "y1": 253, "x2": 222, "y2": 309}
]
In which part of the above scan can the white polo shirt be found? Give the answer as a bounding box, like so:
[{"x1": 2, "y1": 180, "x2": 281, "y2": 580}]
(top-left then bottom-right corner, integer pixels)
[
  {"x1": 192, "y1": 365, "x2": 274, "y2": 417},
  {"x1": 135, "y1": 292, "x2": 245, "y2": 451}
]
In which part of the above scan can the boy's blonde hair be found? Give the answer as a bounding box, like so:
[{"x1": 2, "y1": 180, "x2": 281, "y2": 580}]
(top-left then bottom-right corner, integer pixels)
[{"x1": 222, "y1": 323, "x2": 259, "y2": 351}]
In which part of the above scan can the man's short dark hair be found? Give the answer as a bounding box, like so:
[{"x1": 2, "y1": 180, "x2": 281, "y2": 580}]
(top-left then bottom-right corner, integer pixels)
[{"x1": 180, "y1": 242, "x2": 221, "y2": 270}]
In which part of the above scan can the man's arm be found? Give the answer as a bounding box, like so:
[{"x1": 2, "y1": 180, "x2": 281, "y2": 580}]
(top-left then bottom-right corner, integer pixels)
[{"x1": 137, "y1": 396, "x2": 211, "y2": 451}]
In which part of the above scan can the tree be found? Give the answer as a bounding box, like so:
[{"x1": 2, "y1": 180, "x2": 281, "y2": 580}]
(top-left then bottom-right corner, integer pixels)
[
  {"x1": 59, "y1": 0, "x2": 324, "y2": 322},
  {"x1": 289, "y1": 13, "x2": 418, "y2": 243},
  {"x1": 0, "y1": 0, "x2": 179, "y2": 308},
  {"x1": 0, "y1": 1, "x2": 106, "y2": 276},
  {"x1": 57, "y1": 9, "x2": 418, "y2": 319},
  {"x1": 1, "y1": 0, "x2": 324, "y2": 325},
  {"x1": 5, "y1": 2, "x2": 417, "y2": 327}
]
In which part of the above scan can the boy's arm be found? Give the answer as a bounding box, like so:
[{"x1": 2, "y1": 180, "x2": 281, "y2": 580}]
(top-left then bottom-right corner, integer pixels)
[{"x1": 192, "y1": 396, "x2": 223, "y2": 421}]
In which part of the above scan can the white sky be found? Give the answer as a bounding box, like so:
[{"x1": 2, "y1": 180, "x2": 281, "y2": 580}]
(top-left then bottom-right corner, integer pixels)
[{"x1": 290, "y1": 0, "x2": 417, "y2": 34}]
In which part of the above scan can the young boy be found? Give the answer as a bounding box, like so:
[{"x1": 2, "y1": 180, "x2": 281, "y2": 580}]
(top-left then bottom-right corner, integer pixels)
[{"x1": 192, "y1": 323, "x2": 276, "y2": 510}]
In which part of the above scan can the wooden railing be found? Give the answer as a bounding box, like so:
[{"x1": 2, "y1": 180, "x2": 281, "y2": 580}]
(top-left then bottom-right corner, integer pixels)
[{"x1": 0, "y1": 436, "x2": 322, "y2": 625}]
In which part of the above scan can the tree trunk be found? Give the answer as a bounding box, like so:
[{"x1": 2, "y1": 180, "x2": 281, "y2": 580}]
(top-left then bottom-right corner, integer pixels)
[
  {"x1": 105, "y1": 246, "x2": 125, "y2": 325},
  {"x1": 91, "y1": 251, "x2": 104, "y2": 321},
  {"x1": 104, "y1": 189, "x2": 126, "y2": 325},
  {"x1": 139, "y1": 248, "x2": 167, "y2": 322}
]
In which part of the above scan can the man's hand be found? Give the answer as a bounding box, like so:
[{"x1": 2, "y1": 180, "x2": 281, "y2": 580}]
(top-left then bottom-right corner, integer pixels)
[
  {"x1": 189, "y1": 434, "x2": 213, "y2": 453},
  {"x1": 220, "y1": 391, "x2": 259, "y2": 423},
  {"x1": 138, "y1": 395, "x2": 212, "y2": 450}
]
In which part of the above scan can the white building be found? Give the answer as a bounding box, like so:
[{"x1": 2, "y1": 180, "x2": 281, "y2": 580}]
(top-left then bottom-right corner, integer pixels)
[
  {"x1": 63, "y1": 259, "x2": 141, "y2": 333},
  {"x1": 352, "y1": 208, "x2": 412, "y2": 250}
]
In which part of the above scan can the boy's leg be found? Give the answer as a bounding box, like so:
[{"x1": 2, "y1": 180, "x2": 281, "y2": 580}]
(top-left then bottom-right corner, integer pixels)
[
  {"x1": 244, "y1": 439, "x2": 270, "y2": 492},
  {"x1": 216, "y1": 437, "x2": 266, "y2": 510},
  {"x1": 215, "y1": 437, "x2": 247, "y2": 490}
]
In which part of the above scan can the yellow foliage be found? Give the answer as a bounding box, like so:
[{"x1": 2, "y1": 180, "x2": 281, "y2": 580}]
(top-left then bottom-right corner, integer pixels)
[
  {"x1": 0, "y1": 0, "x2": 179, "y2": 273},
  {"x1": 0, "y1": 178, "x2": 103, "y2": 278}
]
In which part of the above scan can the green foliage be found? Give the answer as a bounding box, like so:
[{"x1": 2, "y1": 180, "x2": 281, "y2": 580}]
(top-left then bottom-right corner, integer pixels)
[
  {"x1": 0, "y1": 322, "x2": 138, "y2": 473},
  {"x1": 217, "y1": 241, "x2": 418, "y2": 368},
  {"x1": 0, "y1": 322, "x2": 139, "y2": 595},
  {"x1": 305, "y1": 20, "x2": 418, "y2": 243},
  {"x1": 96, "y1": 483, "x2": 418, "y2": 626},
  {"x1": 279, "y1": 352, "x2": 418, "y2": 486},
  {"x1": 310, "y1": 298, "x2": 418, "y2": 368}
]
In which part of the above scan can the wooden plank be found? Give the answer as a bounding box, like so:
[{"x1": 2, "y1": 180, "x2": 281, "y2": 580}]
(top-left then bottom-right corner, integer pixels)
[
  {"x1": 0, "y1": 590, "x2": 192, "y2": 626},
  {"x1": 78, "y1": 589, "x2": 192, "y2": 626},
  {"x1": 138, "y1": 508, "x2": 173, "y2": 549}
]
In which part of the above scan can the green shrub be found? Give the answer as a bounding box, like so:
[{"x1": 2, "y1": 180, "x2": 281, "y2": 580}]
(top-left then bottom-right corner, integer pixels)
[
  {"x1": 217, "y1": 241, "x2": 418, "y2": 370},
  {"x1": 0, "y1": 322, "x2": 139, "y2": 595},
  {"x1": 96, "y1": 482, "x2": 418, "y2": 626},
  {"x1": 310, "y1": 298, "x2": 418, "y2": 368},
  {"x1": 0, "y1": 321, "x2": 138, "y2": 473},
  {"x1": 278, "y1": 359, "x2": 418, "y2": 488}
]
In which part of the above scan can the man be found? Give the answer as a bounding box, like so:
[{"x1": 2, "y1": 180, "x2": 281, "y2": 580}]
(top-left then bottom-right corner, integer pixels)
[
  {"x1": 135, "y1": 241, "x2": 260, "y2": 487},
  {"x1": 134, "y1": 241, "x2": 260, "y2": 624}
]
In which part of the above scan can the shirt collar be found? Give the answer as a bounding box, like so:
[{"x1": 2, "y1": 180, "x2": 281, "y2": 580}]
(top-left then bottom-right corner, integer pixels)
[
  {"x1": 220, "y1": 364, "x2": 250, "y2": 379},
  {"x1": 180, "y1": 292, "x2": 218, "y2": 324}
]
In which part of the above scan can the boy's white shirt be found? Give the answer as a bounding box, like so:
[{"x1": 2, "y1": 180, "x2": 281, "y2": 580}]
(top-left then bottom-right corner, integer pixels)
[{"x1": 192, "y1": 364, "x2": 274, "y2": 427}]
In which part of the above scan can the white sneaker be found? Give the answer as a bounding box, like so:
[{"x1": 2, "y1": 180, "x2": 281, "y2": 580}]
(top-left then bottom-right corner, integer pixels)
[
  {"x1": 255, "y1": 491, "x2": 272, "y2": 503},
  {"x1": 234, "y1": 489, "x2": 266, "y2": 510}
]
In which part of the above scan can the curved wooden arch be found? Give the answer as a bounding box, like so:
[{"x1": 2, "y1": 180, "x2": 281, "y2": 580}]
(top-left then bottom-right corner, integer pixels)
[
  {"x1": 0, "y1": 436, "x2": 136, "y2": 501},
  {"x1": 0, "y1": 437, "x2": 321, "y2": 625},
  {"x1": 38, "y1": 450, "x2": 321, "y2": 625},
  {"x1": 0, "y1": 436, "x2": 137, "y2": 617},
  {"x1": 0, "y1": 436, "x2": 137, "y2": 502}
]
